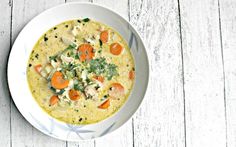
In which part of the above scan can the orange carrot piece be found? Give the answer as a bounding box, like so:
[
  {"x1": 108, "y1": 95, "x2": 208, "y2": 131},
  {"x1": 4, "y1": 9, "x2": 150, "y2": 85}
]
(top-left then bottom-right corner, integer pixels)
[
  {"x1": 110, "y1": 43, "x2": 123, "y2": 55},
  {"x1": 69, "y1": 89, "x2": 80, "y2": 101},
  {"x1": 129, "y1": 70, "x2": 135, "y2": 80},
  {"x1": 51, "y1": 71, "x2": 69, "y2": 89},
  {"x1": 50, "y1": 95, "x2": 59, "y2": 106},
  {"x1": 78, "y1": 44, "x2": 95, "y2": 62},
  {"x1": 100, "y1": 30, "x2": 109, "y2": 43},
  {"x1": 98, "y1": 99, "x2": 110, "y2": 109},
  {"x1": 93, "y1": 75, "x2": 104, "y2": 83},
  {"x1": 34, "y1": 64, "x2": 42, "y2": 74}
]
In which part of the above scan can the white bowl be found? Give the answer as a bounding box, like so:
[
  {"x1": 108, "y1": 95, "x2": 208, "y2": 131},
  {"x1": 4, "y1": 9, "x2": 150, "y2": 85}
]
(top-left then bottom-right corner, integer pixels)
[{"x1": 7, "y1": 2, "x2": 149, "y2": 141}]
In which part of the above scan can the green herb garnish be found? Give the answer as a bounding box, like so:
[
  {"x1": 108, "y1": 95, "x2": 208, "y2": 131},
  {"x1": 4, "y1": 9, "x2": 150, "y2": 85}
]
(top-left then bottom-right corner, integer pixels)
[
  {"x1": 49, "y1": 44, "x2": 77, "y2": 61},
  {"x1": 87, "y1": 57, "x2": 118, "y2": 80},
  {"x1": 106, "y1": 63, "x2": 118, "y2": 80},
  {"x1": 83, "y1": 18, "x2": 90, "y2": 22},
  {"x1": 74, "y1": 83, "x2": 85, "y2": 92},
  {"x1": 99, "y1": 39, "x2": 103, "y2": 47}
]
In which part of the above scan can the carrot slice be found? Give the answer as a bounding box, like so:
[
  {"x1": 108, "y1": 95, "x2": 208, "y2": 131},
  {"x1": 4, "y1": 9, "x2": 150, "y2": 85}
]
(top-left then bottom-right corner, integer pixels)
[
  {"x1": 78, "y1": 44, "x2": 95, "y2": 62},
  {"x1": 98, "y1": 99, "x2": 110, "y2": 109},
  {"x1": 51, "y1": 71, "x2": 69, "y2": 89},
  {"x1": 129, "y1": 70, "x2": 135, "y2": 80},
  {"x1": 100, "y1": 30, "x2": 109, "y2": 43},
  {"x1": 69, "y1": 89, "x2": 80, "y2": 101},
  {"x1": 93, "y1": 75, "x2": 104, "y2": 83},
  {"x1": 34, "y1": 64, "x2": 42, "y2": 74},
  {"x1": 50, "y1": 95, "x2": 59, "y2": 106},
  {"x1": 109, "y1": 83, "x2": 125, "y2": 99},
  {"x1": 110, "y1": 43, "x2": 123, "y2": 55}
]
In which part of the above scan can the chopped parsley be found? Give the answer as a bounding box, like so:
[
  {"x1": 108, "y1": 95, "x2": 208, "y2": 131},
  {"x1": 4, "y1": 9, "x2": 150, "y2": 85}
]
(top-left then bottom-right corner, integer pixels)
[
  {"x1": 83, "y1": 18, "x2": 90, "y2": 22},
  {"x1": 35, "y1": 53, "x2": 39, "y2": 59},
  {"x1": 87, "y1": 57, "x2": 118, "y2": 80},
  {"x1": 44, "y1": 36, "x2": 48, "y2": 42},
  {"x1": 106, "y1": 63, "x2": 118, "y2": 80},
  {"x1": 49, "y1": 44, "x2": 77, "y2": 61},
  {"x1": 74, "y1": 109, "x2": 79, "y2": 112},
  {"x1": 99, "y1": 39, "x2": 103, "y2": 47},
  {"x1": 74, "y1": 83, "x2": 85, "y2": 92}
]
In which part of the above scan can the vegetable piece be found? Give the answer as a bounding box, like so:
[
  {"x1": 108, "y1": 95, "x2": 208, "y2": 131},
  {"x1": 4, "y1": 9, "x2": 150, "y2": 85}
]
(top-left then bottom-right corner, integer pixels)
[
  {"x1": 78, "y1": 44, "x2": 95, "y2": 62},
  {"x1": 49, "y1": 44, "x2": 77, "y2": 62},
  {"x1": 110, "y1": 43, "x2": 123, "y2": 55},
  {"x1": 34, "y1": 64, "x2": 42, "y2": 74},
  {"x1": 129, "y1": 70, "x2": 135, "y2": 80},
  {"x1": 93, "y1": 75, "x2": 104, "y2": 83},
  {"x1": 100, "y1": 30, "x2": 108, "y2": 43},
  {"x1": 69, "y1": 89, "x2": 80, "y2": 101},
  {"x1": 109, "y1": 83, "x2": 125, "y2": 99},
  {"x1": 50, "y1": 95, "x2": 59, "y2": 106},
  {"x1": 106, "y1": 64, "x2": 118, "y2": 80},
  {"x1": 87, "y1": 57, "x2": 118, "y2": 80},
  {"x1": 83, "y1": 18, "x2": 90, "y2": 22},
  {"x1": 51, "y1": 71, "x2": 69, "y2": 89},
  {"x1": 88, "y1": 58, "x2": 107, "y2": 74},
  {"x1": 98, "y1": 99, "x2": 110, "y2": 109}
]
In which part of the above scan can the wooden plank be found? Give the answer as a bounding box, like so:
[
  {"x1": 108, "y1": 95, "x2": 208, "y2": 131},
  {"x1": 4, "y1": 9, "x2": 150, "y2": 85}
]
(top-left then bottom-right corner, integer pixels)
[
  {"x1": 66, "y1": 140, "x2": 94, "y2": 147},
  {"x1": 92, "y1": 0, "x2": 133, "y2": 147},
  {"x1": 130, "y1": 0, "x2": 185, "y2": 146},
  {"x1": 66, "y1": 0, "x2": 92, "y2": 2},
  {"x1": 0, "y1": 0, "x2": 12, "y2": 146},
  {"x1": 218, "y1": 0, "x2": 236, "y2": 146},
  {"x1": 178, "y1": 0, "x2": 226, "y2": 146},
  {"x1": 11, "y1": 0, "x2": 66, "y2": 147}
]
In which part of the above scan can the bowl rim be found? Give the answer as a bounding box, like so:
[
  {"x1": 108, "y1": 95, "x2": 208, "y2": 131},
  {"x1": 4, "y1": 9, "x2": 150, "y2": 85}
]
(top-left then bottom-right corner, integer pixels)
[{"x1": 7, "y1": 1, "x2": 150, "y2": 141}]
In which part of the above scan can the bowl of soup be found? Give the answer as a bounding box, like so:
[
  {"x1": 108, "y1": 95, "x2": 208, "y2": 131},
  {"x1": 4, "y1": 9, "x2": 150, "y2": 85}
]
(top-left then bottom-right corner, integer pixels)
[{"x1": 7, "y1": 2, "x2": 149, "y2": 141}]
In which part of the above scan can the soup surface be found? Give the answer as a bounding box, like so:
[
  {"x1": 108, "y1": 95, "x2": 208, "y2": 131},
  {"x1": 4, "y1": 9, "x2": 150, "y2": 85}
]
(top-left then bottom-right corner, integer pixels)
[{"x1": 27, "y1": 18, "x2": 135, "y2": 125}]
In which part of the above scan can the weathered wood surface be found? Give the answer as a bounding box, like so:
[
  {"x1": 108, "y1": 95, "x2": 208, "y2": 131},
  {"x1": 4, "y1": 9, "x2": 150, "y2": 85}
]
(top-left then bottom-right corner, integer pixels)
[
  {"x1": 219, "y1": 0, "x2": 236, "y2": 146},
  {"x1": 179, "y1": 0, "x2": 226, "y2": 146},
  {"x1": 0, "y1": 0, "x2": 235, "y2": 146},
  {"x1": 130, "y1": 0, "x2": 185, "y2": 147},
  {"x1": 0, "y1": 0, "x2": 12, "y2": 147}
]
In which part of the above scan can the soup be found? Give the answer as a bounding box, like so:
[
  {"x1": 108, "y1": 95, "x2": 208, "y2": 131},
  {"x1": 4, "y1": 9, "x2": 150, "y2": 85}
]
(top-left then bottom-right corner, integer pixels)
[{"x1": 27, "y1": 18, "x2": 135, "y2": 125}]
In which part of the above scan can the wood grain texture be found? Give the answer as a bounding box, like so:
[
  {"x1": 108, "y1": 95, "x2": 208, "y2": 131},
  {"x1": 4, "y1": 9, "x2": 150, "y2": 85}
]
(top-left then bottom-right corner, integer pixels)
[
  {"x1": 219, "y1": 0, "x2": 236, "y2": 146},
  {"x1": 66, "y1": 0, "x2": 92, "y2": 3},
  {"x1": 11, "y1": 0, "x2": 66, "y2": 147},
  {"x1": 179, "y1": 0, "x2": 226, "y2": 146},
  {"x1": 92, "y1": 0, "x2": 133, "y2": 146},
  {"x1": 130, "y1": 0, "x2": 185, "y2": 146},
  {"x1": 0, "y1": 0, "x2": 12, "y2": 146}
]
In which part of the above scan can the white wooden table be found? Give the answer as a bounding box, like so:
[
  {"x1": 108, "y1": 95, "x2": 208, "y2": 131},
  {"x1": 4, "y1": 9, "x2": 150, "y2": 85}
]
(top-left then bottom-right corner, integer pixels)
[{"x1": 0, "y1": 0, "x2": 235, "y2": 146}]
